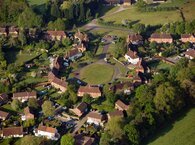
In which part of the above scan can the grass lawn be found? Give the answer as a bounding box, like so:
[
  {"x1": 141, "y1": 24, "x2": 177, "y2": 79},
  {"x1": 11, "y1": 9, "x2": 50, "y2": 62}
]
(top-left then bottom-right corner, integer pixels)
[
  {"x1": 181, "y1": 0, "x2": 195, "y2": 21},
  {"x1": 80, "y1": 63, "x2": 114, "y2": 85},
  {"x1": 147, "y1": 108, "x2": 195, "y2": 145},
  {"x1": 103, "y1": 6, "x2": 182, "y2": 25},
  {"x1": 27, "y1": 0, "x2": 47, "y2": 6}
]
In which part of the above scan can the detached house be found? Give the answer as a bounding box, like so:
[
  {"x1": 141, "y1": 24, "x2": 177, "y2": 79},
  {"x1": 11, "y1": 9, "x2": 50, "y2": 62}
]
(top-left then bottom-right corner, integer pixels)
[
  {"x1": 87, "y1": 111, "x2": 105, "y2": 126},
  {"x1": 125, "y1": 50, "x2": 140, "y2": 64},
  {"x1": 149, "y1": 33, "x2": 173, "y2": 43},
  {"x1": 77, "y1": 86, "x2": 101, "y2": 98},
  {"x1": 107, "y1": 110, "x2": 124, "y2": 120},
  {"x1": 102, "y1": 0, "x2": 120, "y2": 6},
  {"x1": 180, "y1": 34, "x2": 195, "y2": 43},
  {"x1": 70, "y1": 102, "x2": 88, "y2": 117},
  {"x1": 115, "y1": 100, "x2": 129, "y2": 111},
  {"x1": 21, "y1": 107, "x2": 34, "y2": 121},
  {"x1": 123, "y1": 0, "x2": 132, "y2": 6},
  {"x1": 0, "y1": 27, "x2": 7, "y2": 36},
  {"x1": 8, "y1": 26, "x2": 19, "y2": 37},
  {"x1": 0, "y1": 110, "x2": 10, "y2": 121},
  {"x1": 45, "y1": 30, "x2": 67, "y2": 41},
  {"x1": 34, "y1": 125, "x2": 60, "y2": 140},
  {"x1": 13, "y1": 91, "x2": 37, "y2": 102},
  {"x1": 110, "y1": 82, "x2": 134, "y2": 95},
  {"x1": 74, "y1": 30, "x2": 89, "y2": 43},
  {"x1": 64, "y1": 47, "x2": 83, "y2": 61},
  {"x1": 74, "y1": 134, "x2": 95, "y2": 145},
  {"x1": 0, "y1": 93, "x2": 8, "y2": 106},
  {"x1": 0, "y1": 126, "x2": 23, "y2": 138},
  {"x1": 184, "y1": 49, "x2": 195, "y2": 60},
  {"x1": 127, "y1": 33, "x2": 143, "y2": 45},
  {"x1": 50, "y1": 77, "x2": 67, "y2": 92}
]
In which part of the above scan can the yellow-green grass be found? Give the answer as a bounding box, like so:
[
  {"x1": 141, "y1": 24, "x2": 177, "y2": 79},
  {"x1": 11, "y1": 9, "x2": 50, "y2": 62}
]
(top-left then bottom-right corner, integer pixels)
[
  {"x1": 103, "y1": 6, "x2": 182, "y2": 25},
  {"x1": 181, "y1": 0, "x2": 195, "y2": 21},
  {"x1": 80, "y1": 63, "x2": 114, "y2": 85},
  {"x1": 148, "y1": 108, "x2": 195, "y2": 145},
  {"x1": 27, "y1": 0, "x2": 47, "y2": 6}
]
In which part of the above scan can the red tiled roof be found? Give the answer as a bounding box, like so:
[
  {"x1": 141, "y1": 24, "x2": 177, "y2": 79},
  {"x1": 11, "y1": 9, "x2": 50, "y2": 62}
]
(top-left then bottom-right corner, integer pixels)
[
  {"x1": 47, "y1": 30, "x2": 66, "y2": 37},
  {"x1": 184, "y1": 49, "x2": 195, "y2": 58},
  {"x1": 88, "y1": 112, "x2": 103, "y2": 120},
  {"x1": 128, "y1": 34, "x2": 143, "y2": 42},
  {"x1": 2, "y1": 126, "x2": 23, "y2": 137},
  {"x1": 150, "y1": 33, "x2": 172, "y2": 39},
  {"x1": 13, "y1": 91, "x2": 36, "y2": 98},
  {"x1": 76, "y1": 102, "x2": 88, "y2": 112},
  {"x1": 64, "y1": 48, "x2": 81, "y2": 58},
  {"x1": 108, "y1": 110, "x2": 124, "y2": 118},
  {"x1": 126, "y1": 50, "x2": 139, "y2": 59},
  {"x1": 51, "y1": 77, "x2": 67, "y2": 88},
  {"x1": 115, "y1": 100, "x2": 129, "y2": 110},
  {"x1": 38, "y1": 125, "x2": 56, "y2": 134},
  {"x1": 74, "y1": 134, "x2": 95, "y2": 145},
  {"x1": 78, "y1": 86, "x2": 101, "y2": 94},
  {"x1": 0, "y1": 110, "x2": 9, "y2": 118},
  {"x1": 181, "y1": 34, "x2": 194, "y2": 38}
]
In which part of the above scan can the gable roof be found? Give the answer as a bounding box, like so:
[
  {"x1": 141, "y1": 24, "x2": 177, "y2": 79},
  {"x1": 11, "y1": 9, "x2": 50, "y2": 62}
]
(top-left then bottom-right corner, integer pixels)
[
  {"x1": 47, "y1": 30, "x2": 66, "y2": 37},
  {"x1": 78, "y1": 86, "x2": 101, "y2": 94},
  {"x1": 150, "y1": 33, "x2": 172, "y2": 39},
  {"x1": 2, "y1": 126, "x2": 23, "y2": 137},
  {"x1": 127, "y1": 33, "x2": 143, "y2": 42},
  {"x1": 184, "y1": 49, "x2": 195, "y2": 58},
  {"x1": 115, "y1": 100, "x2": 129, "y2": 110},
  {"x1": 181, "y1": 34, "x2": 195, "y2": 39},
  {"x1": 64, "y1": 48, "x2": 81, "y2": 58},
  {"x1": 108, "y1": 110, "x2": 124, "y2": 118},
  {"x1": 76, "y1": 102, "x2": 88, "y2": 112},
  {"x1": 13, "y1": 91, "x2": 36, "y2": 98},
  {"x1": 51, "y1": 77, "x2": 67, "y2": 88},
  {"x1": 126, "y1": 50, "x2": 139, "y2": 59},
  {"x1": 0, "y1": 110, "x2": 9, "y2": 118},
  {"x1": 38, "y1": 125, "x2": 56, "y2": 134},
  {"x1": 88, "y1": 112, "x2": 103, "y2": 120},
  {"x1": 74, "y1": 134, "x2": 95, "y2": 145}
]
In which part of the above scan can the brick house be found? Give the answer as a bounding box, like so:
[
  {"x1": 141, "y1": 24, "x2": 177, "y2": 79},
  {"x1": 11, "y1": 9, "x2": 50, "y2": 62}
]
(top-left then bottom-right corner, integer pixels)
[
  {"x1": 127, "y1": 33, "x2": 143, "y2": 45},
  {"x1": 107, "y1": 110, "x2": 124, "y2": 120},
  {"x1": 50, "y1": 77, "x2": 67, "y2": 92},
  {"x1": 34, "y1": 125, "x2": 60, "y2": 140},
  {"x1": 21, "y1": 107, "x2": 34, "y2": 121},
  {"x1": 0, "y1": 93, "x2": 8, "y2": 106},
  {"x1": 184, "y1": 49, "x2": 195, "y2": 60},
  {"x1": 115, "y1": 100, "x2": 129, "y2": 111},
  {"x1": 0, "y1": 110, "x2": 10, "y2": 121},
  {"x1": 180, "y1": 34, "x2": 195, "y2": 43},
  {"x1": 125, "y1": 50, "x2": 140, "y2": 64},
  {"x1": 0, "y1": 126, "x2": 23, "y2": 138},
  {"x1": 149, "y1": 33, "x2": 173, "y2": 43},
  {"x1": 70, "y1": 102, "x2": 88, "y2": 117},
  {"x1": 77, "y1": 86, "x2": 101, "y2": 98},
  {"x1": 87, "y1": 111, "x2": 105, "y2": 126},
  {"x1": 13, "y1": 91, "x2": 37, "y2": 102},
  {"x1": 74, "y1": 134, "x2": 95, "y2": 145},
  {"x1": 45, "y1": 30, "x2": 67, "y2": 41}
]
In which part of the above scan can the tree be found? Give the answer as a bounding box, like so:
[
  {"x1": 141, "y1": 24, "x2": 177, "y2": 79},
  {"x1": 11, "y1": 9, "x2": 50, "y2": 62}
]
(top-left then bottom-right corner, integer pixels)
[
  {"x1": 60, "y1": 134, "x2": 75, "y2": 145},
  {"x1": 28, "y1": 98, "x2": 39, "y2": 109},
  {"x1": 21, "y1": 135, "x2": 42, "y2": 145},
  {"x1": 11, "y1": 99, "x2": 21, "y2": 111},
  {"x1": 79, "y1": 3, "x2": 85, "y2": 21},
  {"x1": 42, "y1": 100, "x2": 55, "y2": 117},
  {"x1": 100, "y1": 132, "x2": 111, "y2": 145},
  {"x1": 18, "y1": 30, "x2": 27, "y2": 46},
  {"x1": 124, "y1": 124, "x2": 140, "y2": 145},
  {"x1": 50, "y1": 2, "x2": 60, "y2": 18},
  {"x1": 48, "y1": 18, "x2": 68, "y2": 31},
  {"x1": 133, "y1": 23, "x2": 145, "y2": 34},
  {"x1": 23, "y1": 119, "x2": 35, "y2": 128},
  {"x1": 106, "y1": 117, "x2": 124, "y2": 141},
  {"x1": 82, "y1": 94, "x2": 93, "y2": 104}
]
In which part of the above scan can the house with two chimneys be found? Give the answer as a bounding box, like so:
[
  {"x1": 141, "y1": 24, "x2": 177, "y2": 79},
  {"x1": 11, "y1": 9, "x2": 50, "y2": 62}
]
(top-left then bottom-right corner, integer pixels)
[
  {"x1": 115, "y1": 99, "x2": 129, "y2": 111},
  {"x1": 45, "y1": 30, "x2": 67, "y2": 41},
  {"x1": 180, "y1": 34, "x2": 195, "y2": 43},
  {"x1": 0, "y1": 126, "x2": 23, "y2": 138},
  {"x1": 125, "y1": 49, "x2": 140, "y2": 64},
  {"x1": 21, "y1": 107, "x2": 34, "y2": 121},
  {"x1": 34, "y1": 124, "x2": 60, "y2": 140},
  {"x1": 149, "y1": 33, "x2": 173, "y2": 43},
  {"x1": 77, "y1": 85, "x2": 102, "y2": 98},
  {"x1": 0, "y1": 110, "x2": 10, "y2": 121},
  {"x1": 70, "y1": 102, "x2": 88, "y2": 117},
  {"x1": 87, "y1": 111, "x2": 106, "y2": 126},
  {"x1": 12, "y1": 91, "x2": 37, "y2": 102}
]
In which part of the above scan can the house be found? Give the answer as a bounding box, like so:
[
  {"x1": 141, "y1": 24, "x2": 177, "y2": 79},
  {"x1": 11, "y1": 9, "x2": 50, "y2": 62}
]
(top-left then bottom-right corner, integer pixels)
[
  {"x1": 123, "y1": 0, "x2": 132, "y2": 6},
  {"x1": 74, "y1": 134, "x2": 95, "y2": 145},
  {"x1": 77, "y1": 86, "x2": 101, "y2": 98},
  {"x1": 13, "y1": 91, "x2": 37, "y2": 102},
  {"x1": 87, "y1": 111, "x2": 105, "y2": 126},
  {"x1": 28, "y1": 28, "x2": 38, "y2": 38},
  {"x1": 125, "y1": 50, "x2": 140, "y2": 64},
  {"x1": 0, "y1": 110, "x2": 10, "y2": 121},
  {"x1": 102, "y1": 0, "x2": 120, "y2": 5},
  {"x1": 180, "y1": 34, "x2": 195, "y2": 43},
  {"x1": 184, "y1": 49, "x2": 195, "y2": 60},
  {"x1": 144, "y1": 0, "x2": 166, "y2": 3},
  {"x1": 45, "y1": 30, "x2": 67, "y2": 41},
  {"x1": 50, "y1": 77, "x2": 67, "y2": 92},
  {"x1": 127, "y1": 33, "x2": 143, "y2": 45},
  {"x1": 133, "y1": 73, "x2": 143, "y2": 85},
  {"x1": 0, "y1": 126, "x2": 23, "y2": 138},
  {"x1": 74, "y1": 30, "x2": 89, "y2": 43},
  {"x1": 0, "y1": 27, "x2": 7, "y2": 36},
  {"x1": 34, "y1": 125, "x2": 60, "y2": 140},
  {"x1": 76, "y1": 43, "x2": 87, "y2": 52},
  {"x1": 64, "y1": 47, "x2": 83, "y2": 61},
  {"x1": 115, "y1": 100, "x2": 129, "y2": 111},
  {"x1": 52, "y1": 56, "x2": 64, "y2": 71},
  {"x1": 0, "y1": 93, "x2": 8, "y2": 106},
  {"x1": 110, "y1": 82, "x2": 134, "y2": 95},
  {"x1": 21, "y1": 107, "x2": 34, "y2": 121},
  {"x1": 107, "y1": 110, "x2": 124, "y2": 119},
  {"x1": 8, "y1": 26, "x2": 19, "y2": 37},
  {"x1": 149, "y1": 33, "x2": 173, "y2": 43},
  {"x1": 70, "y1": 102, "x2": 88, "y2": 117}
]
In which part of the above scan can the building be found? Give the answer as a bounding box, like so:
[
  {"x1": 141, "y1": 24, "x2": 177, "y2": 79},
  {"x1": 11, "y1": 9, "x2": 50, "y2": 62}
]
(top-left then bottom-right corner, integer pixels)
[
  {"x1": 77, "y1": 86, "x2": 101, "y2": 98},
  {"x1": 127, "y1": 33, "x2": 143, "y2": 45},
  {"x1": 0, "y1": 27, "x2": 7, "y2": 36},
  {"x1": 74, "y1": 134, "x2": 95, "y2": 145},
  {"x1": 87, "y1": 112, "x2": 105, "y2": 126},
  {"x1": 0, "y1": 110, "x2": 10, "y2": 121},
  {"x1": 0, "y1": 127, "x2": 23, "y2": 138},
  {"x1": 21, "y1": 107, "x2": 34, "y2": 121},
  {"x1": 180, "y1": 34, "x2": 195, "y2": 43},
  {"x1": 74, "y1": 30, "x2": 89, "y2": 43},
  {"x1": 50, "y1": 77, "x2": 67, "y2": 92},
  {"x1": 64, "y1": 47, "x2": 83, "y2": 61},
  {"x1": 102, "y1": 0, "x2": 120, "y2": 5},
  {"x1": 144, "y1": 0, "x2": 166, "y2": 3},
  {"x1": 125, "y1": 50, "x2": 140, "y2": 64},
  {"x1": 110, "y1": 82, "x2": 134, "y2": 95},
  {"x1": 0, "y1": 93, "x2": 8, "y2": 106},
  {"x1": 45, "y1": 30, "x2": 67, "y2": 41},
  {"x1": 70, "y1": 102, "x2": 88, "y2": 117},
  {"x1": 184, "y1": 49, "x2": 195, "y2": 60},
  {"x1": 107, "y1": 110, "x2": 124, "y2": 119},
  {"x1": 8, "y1": 26, "x2": 19, "y2": 37},
  {"x1": 115, "y1": 100, "x2": 129, "y2": 111},
  {"x1": 13, "y1": 91, "x2": 37, "y2": 102},
  {"x1": 34, "y1": 125, "x2": 60, "y2": 140},
  {"x1": 149, "y1": 33, "x2": 173, "y2": 43},
  {"x1": 123, "y1": 0, "x2": 132, "y2": 6}
]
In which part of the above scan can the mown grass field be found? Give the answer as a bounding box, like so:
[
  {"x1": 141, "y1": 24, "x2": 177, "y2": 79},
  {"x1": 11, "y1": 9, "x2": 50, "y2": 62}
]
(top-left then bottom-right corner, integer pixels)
[
  {"x1": 147, "y1": 108, "x2": 195, "y2": 145},
  {"x1": 80, "y1": 63, "x2": 114, "y2": 85},
  {"x1": 27, "y1": 0, "x2": 47, "y2": 6}
]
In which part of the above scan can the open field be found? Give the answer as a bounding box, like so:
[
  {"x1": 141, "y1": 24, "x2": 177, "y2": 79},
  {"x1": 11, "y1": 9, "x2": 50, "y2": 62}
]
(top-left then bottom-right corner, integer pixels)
[
  {"x1": 27, "y1": 0, "x2": 47, "y2": 6},
  {"x1": 146, "y1": 108, "x2": 195, "y2": 145},
  {"x1": 80, "y1": 63, "x2": 114, "y2": 85},
  {"x1": 181, "y1": 0, "x2": 195, "y2": 21}
]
